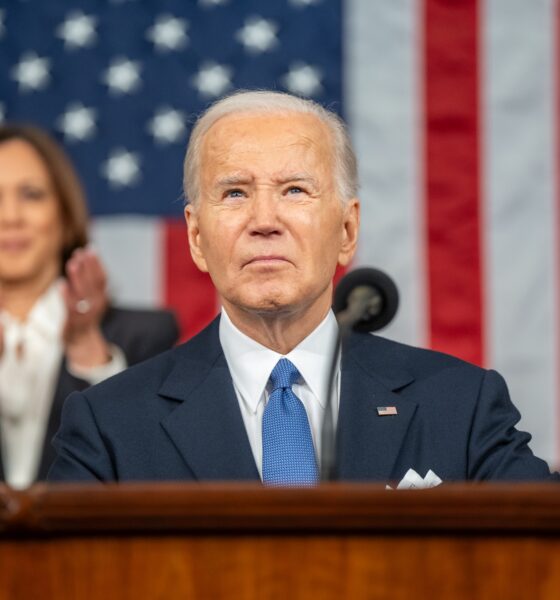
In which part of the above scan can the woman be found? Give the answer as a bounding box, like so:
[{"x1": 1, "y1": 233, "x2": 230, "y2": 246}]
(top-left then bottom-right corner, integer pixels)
[{"x1": 0, "y1": 124, "x2": 179, "y2": 487}]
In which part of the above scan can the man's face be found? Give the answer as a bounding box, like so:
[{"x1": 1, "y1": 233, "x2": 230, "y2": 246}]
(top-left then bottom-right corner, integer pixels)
[{"x1": 185, "y1": 111, "x2": 359, "y2": 323}]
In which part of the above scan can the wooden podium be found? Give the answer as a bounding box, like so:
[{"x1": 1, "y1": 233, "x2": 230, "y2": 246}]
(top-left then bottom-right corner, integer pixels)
[{"x1": 1, "y1": 483, "x2": 560, "y2": 599}]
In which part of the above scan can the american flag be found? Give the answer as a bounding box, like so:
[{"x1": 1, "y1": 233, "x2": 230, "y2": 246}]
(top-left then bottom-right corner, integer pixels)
[
  {"x1": 2, "y1": 0, "x2": 560, "y2": 467},
  {"x1": 0, "y1": 0, "x2": 341, "y2": 339},
  {"x1": 377, "y1": 407, "x2": 398, "y2": 417}
]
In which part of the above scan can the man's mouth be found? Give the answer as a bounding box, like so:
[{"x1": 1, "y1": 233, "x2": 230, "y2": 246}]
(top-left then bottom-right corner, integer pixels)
[{"x1": 243, "y1": 255, "x2": 290, "y2": 267}]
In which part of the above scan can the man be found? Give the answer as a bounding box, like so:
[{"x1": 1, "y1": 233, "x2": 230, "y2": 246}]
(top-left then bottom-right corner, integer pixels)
[{"x1": 49, "y1": 90, "x2": 556, "y2": 483}]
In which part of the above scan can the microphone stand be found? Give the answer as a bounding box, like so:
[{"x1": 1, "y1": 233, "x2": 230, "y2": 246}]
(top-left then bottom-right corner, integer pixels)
[
  {"x1": 319, "y1": 329, "x2": 341, "y2": 481},
  {"x1": 320, "y1": 286, "x2": 380, "y2": 481}
]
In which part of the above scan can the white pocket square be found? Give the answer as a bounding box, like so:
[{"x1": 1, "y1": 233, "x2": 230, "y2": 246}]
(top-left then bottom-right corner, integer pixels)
[{"x1": 386, "y1": 468, "x2": 443, "y2": 490}]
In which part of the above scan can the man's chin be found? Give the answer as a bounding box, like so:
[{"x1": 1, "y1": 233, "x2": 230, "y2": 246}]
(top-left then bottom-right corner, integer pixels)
[
  {"x1": 244, "y1": 299, "x2": 295, "y2": 316},
  {"x1": 231, "y1": 292, "x2": 299, "y2": 317}
]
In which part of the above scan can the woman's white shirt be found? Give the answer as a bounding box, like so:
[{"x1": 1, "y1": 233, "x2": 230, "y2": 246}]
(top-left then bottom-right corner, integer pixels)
[{"x1": 0, "y1": 281, "x2": 126, "y2": 488}]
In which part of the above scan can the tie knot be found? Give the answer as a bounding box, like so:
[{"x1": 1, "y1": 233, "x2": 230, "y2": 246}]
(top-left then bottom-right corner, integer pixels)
[{"x1": 269, "y1": 358, "x2": 300, "y2": 391}]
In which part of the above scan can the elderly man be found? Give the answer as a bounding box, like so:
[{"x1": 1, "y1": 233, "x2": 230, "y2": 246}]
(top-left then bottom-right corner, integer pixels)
[{"x1": 49, "y1": 90, "x2": 556, "y2": 484}]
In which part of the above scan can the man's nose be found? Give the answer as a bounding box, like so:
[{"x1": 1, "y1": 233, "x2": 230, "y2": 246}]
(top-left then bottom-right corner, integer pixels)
[{"x1": 248, "y1": 189, "x2": 281, "y2": 235}]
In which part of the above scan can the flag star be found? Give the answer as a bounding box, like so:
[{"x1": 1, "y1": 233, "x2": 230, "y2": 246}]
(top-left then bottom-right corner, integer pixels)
[
  {"x1": 199, "y1": 0, "x2": 229, "y2": 7},
  {"x1": 236, "y1": 17, "x2": 278, "y2": 54},
  {"x1": 102, "y1": 149, "x2": 141, "y2": 188},
  {"x1": 192, "y1": 62, "x2": 232, "y2": 97},
  {"x1": 147, "y1": 107, "x2": 187, "y2": 144},
  {"x1": 102, "y1": 57, "x2": 142, "y2": 95},
  {"x1": 147, "y1": 14, "x2": 189, "y2": 52},
  {"x1": 56, "y1": 12, "x2": 97, "y2": 49},
  {"x1": 289, "y1": 0, "x2": 323, "y2": 7},
  {"x1": 11, "y1": 53, "x2": 51, "y2": 92},
  {"x1": 282, "y1": 63, "x2": 323, "y2": 97},
  {"x1": 57, "y1": 103, "x2": 96, "y2": 142}
]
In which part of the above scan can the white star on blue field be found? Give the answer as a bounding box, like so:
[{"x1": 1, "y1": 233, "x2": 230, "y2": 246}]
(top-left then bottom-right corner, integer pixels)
[{"x1": 0, "y1": 0, "x2": 341, "y2": 217}]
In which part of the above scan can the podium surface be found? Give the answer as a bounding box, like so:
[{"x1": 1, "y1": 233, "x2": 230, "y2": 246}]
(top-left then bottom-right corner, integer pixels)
[{"x1": 1, "y1": 483, "x2": 560, "y2": 599}]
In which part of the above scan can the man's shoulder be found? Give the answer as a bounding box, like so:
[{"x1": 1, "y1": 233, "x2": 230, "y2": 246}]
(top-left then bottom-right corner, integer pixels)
[
  {"x1": 81, "y1": 317, "x2": 221, "y2": 405},
  {"x1": 349, "y1": 331, "x2": 485, "y2": 381}
]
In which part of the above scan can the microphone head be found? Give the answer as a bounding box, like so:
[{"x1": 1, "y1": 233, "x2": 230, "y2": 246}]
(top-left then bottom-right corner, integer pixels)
[{"x1": 333, "y1": 267, "x2": 399, "y2": 333}]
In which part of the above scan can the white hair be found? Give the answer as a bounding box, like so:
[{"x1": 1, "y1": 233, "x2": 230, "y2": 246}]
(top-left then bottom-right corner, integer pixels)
[{"x1": 183, "y1": 90, "x2": 358, "y2": 205}]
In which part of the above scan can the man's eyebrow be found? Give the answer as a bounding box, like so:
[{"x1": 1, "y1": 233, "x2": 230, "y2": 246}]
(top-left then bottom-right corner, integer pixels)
[
  {"x1": 216, "y1": 175, "x2": 254, "y2": 187},
  {"x1": 274, "y1": 173, "x2": 319, "y2": 186},
  {"x1": 215, "y1": 173, "x2": 319, "y2": 187}
]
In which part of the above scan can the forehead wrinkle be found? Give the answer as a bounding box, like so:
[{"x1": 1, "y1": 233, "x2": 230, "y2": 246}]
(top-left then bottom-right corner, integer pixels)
[
  {"x1": 214, "y1": 171, "x2": 320, "y2": 190},
  {"x1": 200, "y1": 113, "x2": 336, "y2": 192},
  {"x1": 206, "y1": 123, "x2": 324, "y2": 159},
  {"x1": 272, "y1": 172, "x2": 318, "y2": 186}
]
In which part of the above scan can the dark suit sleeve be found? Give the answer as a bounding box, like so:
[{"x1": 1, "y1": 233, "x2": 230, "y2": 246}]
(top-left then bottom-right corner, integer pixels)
[
  {"x1": 468, "y1": 369, "x2": 558, "y2": 481},
  {"x1": 102, "y1": 308, "x2": 180, "y2": 366},
  {"x1": 48, "y1": 391, "x2": 116, "y2": 482},
  {"x1": 39, "y1": 310, "x2": 178, "y2": 480},
  {"x1": 126, "y1": 310, "x2": 179, "y2": 364}
]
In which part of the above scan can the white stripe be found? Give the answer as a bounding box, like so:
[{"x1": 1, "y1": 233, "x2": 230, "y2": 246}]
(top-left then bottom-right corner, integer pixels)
[
  {"x1": 482, "y1": 0, "x2": 558, "y2": 465},
  {"x1": 90, "y1": 215, "x2": 164, "y2": 308},
  {"x1": 345, "y1": 0, "x2": 426, "y2": 346}
]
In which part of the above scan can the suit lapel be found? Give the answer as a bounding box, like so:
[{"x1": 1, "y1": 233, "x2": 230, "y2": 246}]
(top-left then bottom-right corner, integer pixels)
[
  {"x1": 337, "y1": 333, "x2": 418, "y2": 481},
  {"x1": 159, "y1": 322, "x2": 260, "y2": 481},
  {"x1": 159, "y1": 324, "x2": 418, "y2": 483}
]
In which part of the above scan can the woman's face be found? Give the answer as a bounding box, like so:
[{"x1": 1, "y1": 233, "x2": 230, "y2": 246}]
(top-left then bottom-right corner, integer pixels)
[{"x1": 0, "y1": 139, "x2": 65, "y2": 287}]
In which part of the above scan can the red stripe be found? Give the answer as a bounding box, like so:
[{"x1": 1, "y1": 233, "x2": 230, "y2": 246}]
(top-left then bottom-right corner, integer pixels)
[
  {"x1": 163, "y1": 218, "x2": 218, "y2": 342},
  {"x1": 333, "y1": 263, "x2": 348, "y2": 287},
  {"x1": 423, "y1": 0, "x2": 485, "y2": 366}
]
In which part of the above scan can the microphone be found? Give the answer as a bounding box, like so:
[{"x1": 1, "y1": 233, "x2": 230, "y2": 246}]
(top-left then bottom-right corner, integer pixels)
[
  {"x1": 332, "y1": 267, "x2": 400, "y2": 334},
  {"x1": 320, "y1": 267, "x2": 399, "y2": 481}
]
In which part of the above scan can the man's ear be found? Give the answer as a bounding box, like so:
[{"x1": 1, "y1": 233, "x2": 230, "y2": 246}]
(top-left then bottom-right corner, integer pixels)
[
  {"x1": 337, "y1": 198, "x2": 360, "y2": 267},
  {"x1": 184, "y1": 204, "x2": 209, "y2": 273}
]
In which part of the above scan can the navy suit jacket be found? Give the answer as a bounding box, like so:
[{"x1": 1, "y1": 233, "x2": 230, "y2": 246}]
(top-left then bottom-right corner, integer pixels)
[
  {"x1": 0, "y1": 307, "x2": 178, "y2": 483},
  {"x1": 48, "y1": 316, "x2": 556, "y2": 483}
]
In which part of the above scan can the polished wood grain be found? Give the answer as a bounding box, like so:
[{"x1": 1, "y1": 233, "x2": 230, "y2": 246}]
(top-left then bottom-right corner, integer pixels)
[{"x1": 1, "y1": 484, "x2": 560, "y2": 599}]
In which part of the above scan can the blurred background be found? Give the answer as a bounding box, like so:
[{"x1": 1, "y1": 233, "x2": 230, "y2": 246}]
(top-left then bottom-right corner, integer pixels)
[{"x1": 1, "y1": 0, "x2": 558, "y2": 466}]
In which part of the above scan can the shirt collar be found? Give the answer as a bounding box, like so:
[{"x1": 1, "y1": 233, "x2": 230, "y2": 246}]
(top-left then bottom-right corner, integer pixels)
[
  {"x1": 286, "y1": 311, "x2": 339, "y2": 407},
  {"x1": 27, "y1": 280, "x2": 66, "y2": 339},
  {"x1": 219, "y1": 307, "x2": 339, "y2": 414}
]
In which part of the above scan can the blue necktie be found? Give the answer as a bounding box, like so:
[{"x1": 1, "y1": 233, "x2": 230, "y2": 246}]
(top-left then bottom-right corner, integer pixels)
[{"x1": 262, "y1": 358, "x2": 319, "y2": 485}]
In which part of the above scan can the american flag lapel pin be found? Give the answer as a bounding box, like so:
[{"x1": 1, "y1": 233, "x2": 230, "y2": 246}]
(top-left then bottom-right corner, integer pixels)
[{"x1": 377, "y1": 406, "x2": 398, "y2": 416}]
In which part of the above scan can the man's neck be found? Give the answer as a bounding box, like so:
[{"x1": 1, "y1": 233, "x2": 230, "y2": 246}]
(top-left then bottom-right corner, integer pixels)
[{"x1": 222, "y1": 299, "x2": 332, "y2": 355}]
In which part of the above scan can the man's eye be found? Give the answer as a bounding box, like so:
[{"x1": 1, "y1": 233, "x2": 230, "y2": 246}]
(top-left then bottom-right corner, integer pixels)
[
  {"x1": 286, "y1": 186, "x2": 305, "y2": 195},
  {"x1": 225, "y1": 189, "x2": 245, "y2": 198}
]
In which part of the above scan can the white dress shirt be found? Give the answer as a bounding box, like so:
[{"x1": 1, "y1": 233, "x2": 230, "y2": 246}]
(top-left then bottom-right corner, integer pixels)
[
  {"x1": 0, "y1": 281, "x2": 126, "y2": 488},
  {"x1": 219, "y1": 307, "x2": 340, "y2": 478}
]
